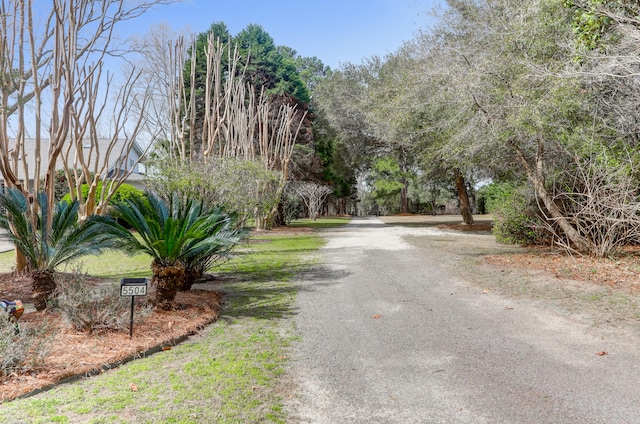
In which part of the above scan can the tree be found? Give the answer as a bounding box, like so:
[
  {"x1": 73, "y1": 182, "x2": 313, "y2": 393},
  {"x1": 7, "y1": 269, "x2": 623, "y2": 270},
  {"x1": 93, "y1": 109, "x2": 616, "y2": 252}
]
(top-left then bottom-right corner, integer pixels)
[
  {"x1": 289, "y1": 181, "x2": 333, "y2": 220},
  {"x1": 398, "y1": 0, "x2": 609, "y2": 249},
  {"x1": 0, "y1": 0, "x2": 168, "y2": 269},
  {"x1": 234, "y1": 24, "x2": 310, "y2": 104},
  {"x1": 312, "y1": 111, "x2": 357, "y2": 215},
  {"x1": 312, "y1": 62, "x2": 389, "y2": 214},
  {"x1": 160, "y1": 32, "x2": 307, "y2": 229}
]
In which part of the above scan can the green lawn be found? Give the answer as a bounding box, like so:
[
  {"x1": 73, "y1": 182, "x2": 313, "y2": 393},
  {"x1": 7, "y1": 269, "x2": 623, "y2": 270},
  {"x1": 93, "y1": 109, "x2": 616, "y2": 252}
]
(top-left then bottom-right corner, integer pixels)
[
  {"x1": 0, "y1": 247, "x2": 152, "y2": 279},
  {"x1": 0, "y1": 217, "x2": 349, "y2": 423}
]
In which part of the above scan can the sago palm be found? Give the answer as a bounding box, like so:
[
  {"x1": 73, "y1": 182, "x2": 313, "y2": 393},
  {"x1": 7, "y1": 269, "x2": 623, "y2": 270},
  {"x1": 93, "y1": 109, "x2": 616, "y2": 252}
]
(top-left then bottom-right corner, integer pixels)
[
  {"x1": 97, "y1": 193, "x2": 246, "y2": 308},
  {"x1": 0, "y1": 188, "x2": 115, "y2": 310}
]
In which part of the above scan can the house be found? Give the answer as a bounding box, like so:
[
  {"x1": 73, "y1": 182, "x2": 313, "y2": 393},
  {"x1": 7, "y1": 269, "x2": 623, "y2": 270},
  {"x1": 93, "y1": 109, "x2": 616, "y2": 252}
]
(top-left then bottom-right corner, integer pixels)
[{"x1": 0, "y1": 138, "x2": 147, "y2": 192}]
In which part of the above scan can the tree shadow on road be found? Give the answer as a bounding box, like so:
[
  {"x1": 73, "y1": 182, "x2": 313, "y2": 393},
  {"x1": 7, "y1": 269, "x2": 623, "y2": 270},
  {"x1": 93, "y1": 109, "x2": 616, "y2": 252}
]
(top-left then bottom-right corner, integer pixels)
[{"x1": 201, "y1": 264, "x2": 349, "y2": 322}]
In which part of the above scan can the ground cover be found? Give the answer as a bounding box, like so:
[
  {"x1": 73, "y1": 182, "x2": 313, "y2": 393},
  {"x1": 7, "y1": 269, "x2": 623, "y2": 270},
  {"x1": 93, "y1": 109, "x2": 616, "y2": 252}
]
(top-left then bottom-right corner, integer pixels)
[{"x1": 0, "y1": 218, "x2": 346, "y2": 422}]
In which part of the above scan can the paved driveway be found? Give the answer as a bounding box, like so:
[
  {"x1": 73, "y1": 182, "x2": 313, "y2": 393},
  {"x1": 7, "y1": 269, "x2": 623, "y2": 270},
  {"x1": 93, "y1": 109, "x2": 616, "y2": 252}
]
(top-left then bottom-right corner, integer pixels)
[{"x1": 288, "y1": 216, "x2": 640, "y2": 423}]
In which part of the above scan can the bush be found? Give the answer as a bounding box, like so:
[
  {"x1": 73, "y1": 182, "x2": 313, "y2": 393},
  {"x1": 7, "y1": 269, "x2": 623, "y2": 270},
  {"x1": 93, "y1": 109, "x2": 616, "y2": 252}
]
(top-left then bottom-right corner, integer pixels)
[
  {"x1": 477, "y1": 182, "x2": 516, "y2": 214},
  {"x1": 145, "y1": 158, "x2": 283, "y2": 228},
  {"x1": 53, "y1": 271, "x2": 152, "y2": 334},
  {"x1": 490, "y1": 184, "x2": 540, "y2": 245},
  {"x1": 0, "y1": 317, "x2": 55, "y2": 377},
  {"x1": 282, "y1": 184, "x2": 304, "y2": 224},
  {"x1": 62, "y1": 182, "x2": 145, "y2": 208}
]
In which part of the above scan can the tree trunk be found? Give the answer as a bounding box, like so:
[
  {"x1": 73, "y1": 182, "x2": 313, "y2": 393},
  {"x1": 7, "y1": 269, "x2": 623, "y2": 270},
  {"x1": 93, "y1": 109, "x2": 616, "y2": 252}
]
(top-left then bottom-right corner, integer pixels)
[
  {"x1": 454, "y1": 168, "x2": 474, "y2": 225},
  {"x1": 513, "y1": 138, "x2": 591, "y2": 254},
  {"x1": 32, "y1": 269, "x2": 55, "y2": 311},
  {"x1": 151, "y1": 261, "x2": 185, "y2": 310},
  {"x1": 179, "y1": 266, "x2": 202, "y2": 292},
  {"x1": 399, "y1": 148, "x2": 409, "y2": 214},
  {"x1": 400, "y1": 178, "x2": 409, "y2": 214}
]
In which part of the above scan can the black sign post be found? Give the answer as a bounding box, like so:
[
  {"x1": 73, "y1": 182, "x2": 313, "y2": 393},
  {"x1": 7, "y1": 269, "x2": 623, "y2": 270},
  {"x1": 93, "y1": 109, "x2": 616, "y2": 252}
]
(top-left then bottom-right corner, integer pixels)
[{"x1": 120, "y1": 278, "x2": 148, "y2": 338}]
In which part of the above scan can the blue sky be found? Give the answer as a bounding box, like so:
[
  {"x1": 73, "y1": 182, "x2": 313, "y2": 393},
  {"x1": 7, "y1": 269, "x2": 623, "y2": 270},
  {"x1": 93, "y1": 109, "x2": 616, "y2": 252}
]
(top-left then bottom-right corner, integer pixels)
[{"x1": 128, "y1": 0, "x2": 446, "y2": 69}]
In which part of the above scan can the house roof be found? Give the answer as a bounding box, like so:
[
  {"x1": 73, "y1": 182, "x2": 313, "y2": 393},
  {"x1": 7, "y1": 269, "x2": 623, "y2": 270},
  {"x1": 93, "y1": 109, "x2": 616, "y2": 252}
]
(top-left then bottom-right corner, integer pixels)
[{"x1": 1, "y1": 138, "x2": 146, "y2": 182}]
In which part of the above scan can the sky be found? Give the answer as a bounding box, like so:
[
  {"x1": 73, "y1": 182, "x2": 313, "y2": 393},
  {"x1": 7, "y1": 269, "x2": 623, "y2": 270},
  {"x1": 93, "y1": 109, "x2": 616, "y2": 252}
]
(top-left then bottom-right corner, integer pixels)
[{"x1": 127, "y1": 0, "x2": 446, "y2": 69}]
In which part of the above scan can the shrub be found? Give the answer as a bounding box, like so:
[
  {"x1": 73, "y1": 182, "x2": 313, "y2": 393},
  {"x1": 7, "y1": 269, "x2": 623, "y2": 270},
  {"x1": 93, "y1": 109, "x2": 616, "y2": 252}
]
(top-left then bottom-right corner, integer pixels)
[
  {"x1": 145, "y1": 157, "x2": 283, "y2": 227},
  {"x1": 490, "y1": 184, "x2": 540, "y2": 245},
  {"x1": 477, "y1": 182, "x2": 517, "y2": 214},
  {"x1": 0, "y1": 189, "x2": 117, "y2": 310},
  {"x1": 0, "y1": 317, "x2": 55, "y2": 377},
  {"x1": 53, "y1": 271, "x2": 152, "y2": 333},
  {"x1": 282, "y1": 184, "x2": 304, "y2": 224},
  {"x1": 62, "y1": 182, "x2": 145, "y2": 209}
]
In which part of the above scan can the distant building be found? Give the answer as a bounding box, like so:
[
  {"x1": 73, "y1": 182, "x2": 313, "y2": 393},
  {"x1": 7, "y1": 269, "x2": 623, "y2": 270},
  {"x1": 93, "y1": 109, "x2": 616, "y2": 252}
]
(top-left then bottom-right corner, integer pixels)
[{"x1": 0, "y1": 138, "x2": 146, "y2": 191}]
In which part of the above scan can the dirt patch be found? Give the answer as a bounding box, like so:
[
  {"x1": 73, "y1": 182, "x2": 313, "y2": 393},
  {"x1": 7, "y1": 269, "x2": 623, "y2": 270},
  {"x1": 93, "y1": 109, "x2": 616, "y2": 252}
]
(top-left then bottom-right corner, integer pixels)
[
  {"x1": 250, "y1": 225, "x2": 314, "y2": 237},
  {"x1": 435, "y1": 222, "x2": 493, "y2": 232},
  {"x1": 0, "y1": 276, "x2": 223, "y2": 403},
  {"x1": 484, "y1": 245, "x2": 640, "y2": 294}
]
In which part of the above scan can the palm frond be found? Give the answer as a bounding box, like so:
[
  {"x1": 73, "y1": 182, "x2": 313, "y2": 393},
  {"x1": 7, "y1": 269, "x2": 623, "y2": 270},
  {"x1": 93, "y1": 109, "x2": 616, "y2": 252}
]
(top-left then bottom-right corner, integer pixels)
[
  {"x1": 110, "y1": 192, "x2": 248, "y2": 269},
  {"x1": 0, "y1": 188, "x2": 128, "y2": 271}
]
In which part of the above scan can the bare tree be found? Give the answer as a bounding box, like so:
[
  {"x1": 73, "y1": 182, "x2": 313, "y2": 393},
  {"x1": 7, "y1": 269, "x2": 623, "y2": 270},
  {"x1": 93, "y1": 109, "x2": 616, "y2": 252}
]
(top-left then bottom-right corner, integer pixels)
[
  {"x1": 539, "y1": 151, "x2": 640, "y2": 257},
  {"x1": 289, "y1": 180, "x2": 333, "y2": 221},
  {"x1": 0, "y1": 0, "x2": 171, "y2": 269},
  {"x1": 161, "y1": 33, "x2": 307, "y2": 228}
]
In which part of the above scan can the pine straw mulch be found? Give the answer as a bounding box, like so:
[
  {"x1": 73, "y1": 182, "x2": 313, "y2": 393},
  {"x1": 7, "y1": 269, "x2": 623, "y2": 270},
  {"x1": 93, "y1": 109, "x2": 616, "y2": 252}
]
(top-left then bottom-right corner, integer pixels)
[
  {"x1": 483, "y1": 245, "x2": 640, "y2": 294},
  {"x1": 430, "y1": 220, "x2": 640, "y2": 293},
  {"x1": 435, "y1": 222, "x2": 493, "y2": 232},
  {"x1": 0, "y1": 275, "x2": 223, "y2": 403}
]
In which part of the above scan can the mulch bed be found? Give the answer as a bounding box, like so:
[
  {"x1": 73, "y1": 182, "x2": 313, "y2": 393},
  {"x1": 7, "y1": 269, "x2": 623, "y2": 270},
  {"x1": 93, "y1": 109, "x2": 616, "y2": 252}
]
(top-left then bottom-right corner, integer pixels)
[{"x1": 0, "y1": 273, "x2": 223, "y2": 403}]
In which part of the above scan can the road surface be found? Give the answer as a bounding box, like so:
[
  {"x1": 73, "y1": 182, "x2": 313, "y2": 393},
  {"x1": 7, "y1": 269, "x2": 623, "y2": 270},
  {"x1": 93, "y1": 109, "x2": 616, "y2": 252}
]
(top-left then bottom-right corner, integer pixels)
[{"x1": 287, "y1": 216, "x2": 640, "y2": 423}]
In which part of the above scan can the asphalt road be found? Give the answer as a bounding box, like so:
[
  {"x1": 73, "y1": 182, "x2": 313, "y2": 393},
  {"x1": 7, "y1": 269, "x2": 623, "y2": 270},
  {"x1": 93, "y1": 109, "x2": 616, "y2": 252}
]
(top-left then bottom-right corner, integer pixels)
[{"x1": 288, "y1": 216, "x2": 640, "y2": 423}]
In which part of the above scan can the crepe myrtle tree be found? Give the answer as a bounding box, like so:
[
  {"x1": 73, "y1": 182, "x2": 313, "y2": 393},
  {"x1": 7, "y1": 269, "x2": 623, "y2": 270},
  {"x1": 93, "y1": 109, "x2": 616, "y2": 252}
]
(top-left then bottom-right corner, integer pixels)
[
  {"x1": 157, "y1": 32, "x2": 305, "y2": 229},
  {"x1": 0, "y1": 0, "x2": 170, "y2": 270},
  {"x1": 289, "y1": 180, "x2": 333, "y2": 220}
]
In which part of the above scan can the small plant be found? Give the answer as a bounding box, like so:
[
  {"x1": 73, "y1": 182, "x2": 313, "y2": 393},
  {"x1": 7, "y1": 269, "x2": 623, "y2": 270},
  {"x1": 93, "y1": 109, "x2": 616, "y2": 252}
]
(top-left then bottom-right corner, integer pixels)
[
  {"x1": 0, "y1": 317, "x2": 55, "y2": 377},
  {"x1": 53, "y1": 270, "x2": 152, "y2": 333},
  {"x1": 181, "y1": 209, "x2": 247, "y2": 291}
]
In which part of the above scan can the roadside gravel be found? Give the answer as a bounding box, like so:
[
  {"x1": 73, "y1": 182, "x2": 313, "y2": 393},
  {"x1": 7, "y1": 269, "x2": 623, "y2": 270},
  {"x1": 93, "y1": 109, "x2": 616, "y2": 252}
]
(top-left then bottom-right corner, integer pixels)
[{"x1": 287, "y1": 216, "x2": 640, "y2": 423}]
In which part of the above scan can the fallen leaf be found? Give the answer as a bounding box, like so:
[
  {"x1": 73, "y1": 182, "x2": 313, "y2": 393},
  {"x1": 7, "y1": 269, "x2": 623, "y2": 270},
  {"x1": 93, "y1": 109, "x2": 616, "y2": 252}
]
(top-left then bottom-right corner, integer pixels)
[
  {"x1": 596, "y1": 351, "x2": 608, "y2": 356},
  {"x1": 371, "y1": 314, "x2": 382, "y2": 319},
  {"x1": 505, "y1": 307, "x2": 514, "y2": 310},
  {"x1": 482, "y1": 289, "x2": 490, "y2": 294},
  {"x1": 130, "y1": 383, "x2": 138, "y2": 392}
]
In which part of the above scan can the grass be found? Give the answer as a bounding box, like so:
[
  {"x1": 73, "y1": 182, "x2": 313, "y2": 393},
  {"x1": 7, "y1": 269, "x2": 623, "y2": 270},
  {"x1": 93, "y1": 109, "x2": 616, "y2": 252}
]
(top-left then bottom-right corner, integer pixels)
[
  {"x1": 0, "y1": 249, "x2": 152, "y2": 279},
  {"x1": 0, "y1": 217, "x2": 348, "y2": 423}
]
